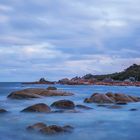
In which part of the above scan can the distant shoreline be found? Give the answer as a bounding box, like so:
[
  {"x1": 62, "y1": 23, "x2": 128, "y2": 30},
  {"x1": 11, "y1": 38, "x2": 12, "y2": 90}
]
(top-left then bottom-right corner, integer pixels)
[{"x1": 22, "y1": 81, "x2": 140, "y2": 87}]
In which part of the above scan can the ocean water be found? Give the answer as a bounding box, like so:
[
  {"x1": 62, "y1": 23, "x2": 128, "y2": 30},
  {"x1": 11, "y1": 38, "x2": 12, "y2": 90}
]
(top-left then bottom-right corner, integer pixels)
[{"x1": 0, "y1": 82, "x2": 140, "y2": 140}]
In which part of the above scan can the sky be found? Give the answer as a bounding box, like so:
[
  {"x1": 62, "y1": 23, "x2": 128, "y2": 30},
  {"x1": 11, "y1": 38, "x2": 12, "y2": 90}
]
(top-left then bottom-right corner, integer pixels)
[{"x1": 0, "y1": 0, "x2": 140, "y2": 82}]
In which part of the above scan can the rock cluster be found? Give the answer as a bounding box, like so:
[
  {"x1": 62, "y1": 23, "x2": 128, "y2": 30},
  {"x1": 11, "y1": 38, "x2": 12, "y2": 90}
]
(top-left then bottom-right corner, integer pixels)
[
  {"x1": 84, "y1": 92, "x2": 140, "y2": 104},
  {"x1": 27, "y1": 122, "x2": 74, "y2": 135},
  {"x1": 7, "y1": 88, "x2": 74, "y2": 99}
]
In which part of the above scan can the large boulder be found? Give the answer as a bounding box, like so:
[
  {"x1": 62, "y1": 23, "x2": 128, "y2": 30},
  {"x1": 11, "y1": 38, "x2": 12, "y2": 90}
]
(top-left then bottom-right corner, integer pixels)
[
  {"x1": 21, "y1": 103, "x2": 51, "y2": 113},
  {"x1": 27, "y1": 123, "x2": 74, "y2": 135},
  {"x1": 51, "y1": 100, "x2": 75, "y2": 109},
  {"x1": 84, "y1": 93, "x2": 114, "y2": 103},
  {"x1": 84, "y1": 92, "x2": 140, "y2": 104},
  {"x1": 7, "y1": 88, "x2": 74, "y2": 99}
]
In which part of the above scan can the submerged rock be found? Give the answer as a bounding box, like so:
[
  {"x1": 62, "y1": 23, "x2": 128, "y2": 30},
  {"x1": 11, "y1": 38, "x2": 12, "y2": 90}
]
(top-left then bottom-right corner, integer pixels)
[
  {"x1": 76, "y1": 104, "x2": 93, "y2": 110},
  {"x1": 40, "y1": 125, "x2": 74, "y2": 135},
  {"x1": 129, "y1": 108, "x2": 138, "y2": 111},
  {"x1": 7, "y1": 88, "x2": 74, "y2": 99},
  {"x1": 27, "y1": 122, "x2": 46, "y2": 131},
  {"x1": 107, "y1": 105, "x2": 122, "y2": 109},
  {"x1": 47, "y1": 86, "x2": 57, "y2": 90},
  {"x1": 52, "y1": 109, "x2": 79, "y2": 113},
  {"x1": 84, "y1": 92, "x2": 140, "y2": 104},
  {"x1": 21, "y1": 103, "x2": 51, "y2": 113},
  {"x1": 51, "y1": 100, "x2": 75, "y2": 109},
  {"x1": 0, "y1": 109, "x2": 7, "y2": 113},
  {"x1": 27, "y1": 123, "x2": 74, "y2": 135}
]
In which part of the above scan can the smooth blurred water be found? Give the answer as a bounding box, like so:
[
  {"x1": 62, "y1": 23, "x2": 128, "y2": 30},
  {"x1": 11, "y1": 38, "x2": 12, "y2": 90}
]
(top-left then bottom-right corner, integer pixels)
[{"x1": 0, "y1": 82, "x2": 140, "y2": 140}]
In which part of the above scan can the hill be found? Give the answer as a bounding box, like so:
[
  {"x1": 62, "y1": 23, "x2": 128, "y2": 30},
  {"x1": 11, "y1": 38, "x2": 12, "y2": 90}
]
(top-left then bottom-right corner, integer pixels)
[{"x1": 83, "y1": 64, "x2": 140, "y2": 81}]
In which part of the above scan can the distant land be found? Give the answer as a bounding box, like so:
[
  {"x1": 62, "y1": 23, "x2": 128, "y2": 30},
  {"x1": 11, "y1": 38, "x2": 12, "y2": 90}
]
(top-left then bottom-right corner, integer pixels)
[
  {"x1": 23, "y1": 64, "x2": 140, "y2": 86},
  {"x1": 82, "y1": 64, "x2": 140, "y2": 81}
]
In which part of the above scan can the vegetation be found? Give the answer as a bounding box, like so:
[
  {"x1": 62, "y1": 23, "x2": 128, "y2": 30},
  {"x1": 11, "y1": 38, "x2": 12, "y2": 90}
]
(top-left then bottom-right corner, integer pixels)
[{"x1": 83, "y1": 64, "x2": 140, "y2": 81}]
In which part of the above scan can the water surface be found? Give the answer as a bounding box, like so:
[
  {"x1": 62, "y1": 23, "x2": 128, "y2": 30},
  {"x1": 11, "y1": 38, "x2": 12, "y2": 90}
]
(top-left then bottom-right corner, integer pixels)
[{"x1": 0, "y1": 82, "x2": 140, "y2": 140}]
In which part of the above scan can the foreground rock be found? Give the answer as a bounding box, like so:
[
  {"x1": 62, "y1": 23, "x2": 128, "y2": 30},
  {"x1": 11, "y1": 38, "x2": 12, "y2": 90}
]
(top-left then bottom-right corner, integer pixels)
[
  {"x1": 7, "y1": 88, "x2": 74, "y2": 99},
  {"x1": 0, "y1": 109, "x2": 7, "y2": 113},
  {"x1": 27, "y1": 123, "x2": 74, "y2": 135},
  {"x1": 84, "y1": 92, "x2": 140, "y2": 104},
  {"x1": 21, "y1": 103, "x2": 51, "y2": 113},
  {"x1": 51, "y1": 100, "x2": 75, "y2": 109}
]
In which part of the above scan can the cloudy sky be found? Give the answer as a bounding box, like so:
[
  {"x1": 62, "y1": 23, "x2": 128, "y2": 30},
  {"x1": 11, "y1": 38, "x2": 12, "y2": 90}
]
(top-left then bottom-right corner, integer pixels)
[{"x1": 0, "y1": 0, "x2": 140, "y2": 81}]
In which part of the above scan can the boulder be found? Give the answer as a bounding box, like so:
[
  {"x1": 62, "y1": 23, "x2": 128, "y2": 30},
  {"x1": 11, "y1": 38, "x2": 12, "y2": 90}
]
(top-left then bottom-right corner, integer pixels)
[
  {"x1": 113, "y1": 93, "x2": 134, "y2": 102},
  {"x1": 84, "y1": 92, "x2": 140, "y2": 104},
  {"x1": 21, "y1": 103, "x2": 51, "y2": 113},
  {"x1": 51, "y1": 100, "x2": 75, "y2": 109},
  {"x1": 84, "y1": 93, "x2": 114, "y2": 104},
  {"x1": 7, "y1": 88, "x2": 74, "y2": 99}
]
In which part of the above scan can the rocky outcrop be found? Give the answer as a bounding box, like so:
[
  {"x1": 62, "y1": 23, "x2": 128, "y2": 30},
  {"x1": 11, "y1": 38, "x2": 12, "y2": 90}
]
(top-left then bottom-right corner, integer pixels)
[
  {"x1": 0, "y1": 108, "x2": 7, "y2": 113},
  {"x1": 84, "y1": 92, "x2": 140, "y2": 104},
  {"x1": 7, "y1": 88, "x2": 74, "y2": 99},
  {"x1": 21, "y1": 103, "x2": 51, "y2": 113},
  {"x1": 51, "y1": 100, "x2": 75, "y2": 109},
  {"x1": 22, "y1": 78, "x2": 55, "y2": 85},
  {"x1": 27, "y1": 123, "x2": 74, "y2": 135}
]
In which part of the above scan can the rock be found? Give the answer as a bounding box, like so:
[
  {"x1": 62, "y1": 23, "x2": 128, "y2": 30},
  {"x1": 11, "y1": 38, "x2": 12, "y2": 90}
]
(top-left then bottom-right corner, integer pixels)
[
  {"x1": 7, "y1": 88, "x2": 74, "y2": 99},
  {"x1": 107, "y1": 105, "x2": 122, "y2": 109},
  {"x1": 116, "y1": 102, "x2": 127, "y2": 105},
  {"x1": 52, "y1": 109, "x2": 80, "y2": 113},
  {"x1": 21, "y1": 103, "x2": 51, "y2": 113},
  {"x1": 84, "y1": 98, "x2": 92, "y2": 103},
  {"x1": 129, "y1": 108, "x2": 138, "y2": 111},
  {"x1": 40, "y1": 125, "x2": 73, "y2": 135},
  {"x1": 22, "y1": 78, "x2": 55, "y2": 85},
  {"x1": 47, "y1": 86, "x2": 57, "y2": 90},
  {"x1": 113, "y1": 93, "x2": 134, "y2": 102},
  {"x1": 76, "y1": 104, "x2": 93, "y2": 110},
  {"x1": 85, "y1": 93, "x2": 114, "y2": 104},
  {"x1": 84, "y1": 92, "x2": 140, "y2": 104},
  {"x1": 51, "y1": 100, "x2": 75, "y2": 109},
  {"x1": 0, "y1": 109, "x2": 7, "y2": 113},
  {"x1": 97, "y1": 104, "x2": 110, "y2": 107},
  {"x1": 27, "y1": 123, "x2": 46, "y2": 131},
  {"x1": 27, "y1": 122, "x2": 74, "y2": 135}
]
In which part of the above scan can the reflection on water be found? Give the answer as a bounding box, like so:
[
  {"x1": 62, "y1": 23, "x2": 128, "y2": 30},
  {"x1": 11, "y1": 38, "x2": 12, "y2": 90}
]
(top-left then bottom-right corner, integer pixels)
[{"x1": 0, "y1": 83, "x2": 140, "y2": 140}]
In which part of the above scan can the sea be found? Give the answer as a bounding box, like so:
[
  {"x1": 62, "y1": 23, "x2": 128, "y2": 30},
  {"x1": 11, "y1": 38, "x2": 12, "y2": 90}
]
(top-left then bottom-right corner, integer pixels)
[{"x1": 0, "y1": 82, "x2": 140, "y2": 140}]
